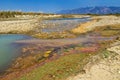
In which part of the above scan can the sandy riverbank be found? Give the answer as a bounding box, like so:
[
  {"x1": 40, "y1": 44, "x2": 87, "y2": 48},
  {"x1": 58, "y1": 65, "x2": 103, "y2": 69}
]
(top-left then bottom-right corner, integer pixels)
[
  {"x1": 0, "y1": 19, "x2": 38, "y2": 33},
  {"x1": 0, "y1": 15, "x2": 120, "y2": 80},
  {"x1": 72, "y1": 16, "x2": 120, "y2": 34},
  {"x1": 0, "y1": 15, "x2": 89, "y2": 34},
  {"x1": 67, "y1": 41, "x2": 120, "y2": 80}
]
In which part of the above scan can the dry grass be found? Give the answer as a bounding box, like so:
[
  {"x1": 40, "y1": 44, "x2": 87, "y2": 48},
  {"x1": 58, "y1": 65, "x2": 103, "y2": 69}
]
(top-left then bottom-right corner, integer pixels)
[
  {"x1": 94, "y1": 24, "x2": 120, "y2": 37},
  {"x1": 71, "y1": 20, "x2": 96, "y2": 34},
  {"x1": 33, "y1": 32, "x2": 76, "y2": 39}
]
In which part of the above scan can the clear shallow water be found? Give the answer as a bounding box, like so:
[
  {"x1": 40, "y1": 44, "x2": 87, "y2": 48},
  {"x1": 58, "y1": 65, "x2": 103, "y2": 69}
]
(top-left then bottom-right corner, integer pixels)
[
  {"x1": 40, "y1": 18, "x2": 91, "y2": 33},
  {"x1": 0, "y1": 34, "x2": 32, "y2": 73},
  {"x1": 0, "y1": 18, "x2": 91, "y2": 73}
]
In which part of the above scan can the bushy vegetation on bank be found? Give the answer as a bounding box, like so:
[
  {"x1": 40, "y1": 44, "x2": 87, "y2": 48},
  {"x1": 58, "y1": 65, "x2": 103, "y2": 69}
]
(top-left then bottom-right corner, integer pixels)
[
  {"x1": 0, "y1": 11, "x2": 15, "y2": 18},
  {"x1": 0, "y1": 11, "x2": 52, "y2": 18}
]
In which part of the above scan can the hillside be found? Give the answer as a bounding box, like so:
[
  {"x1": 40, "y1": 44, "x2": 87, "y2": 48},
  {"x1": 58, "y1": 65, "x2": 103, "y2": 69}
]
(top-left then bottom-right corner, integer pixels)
[{"x1": 57, "y1": 7, "x2": 120, "y2": 14}]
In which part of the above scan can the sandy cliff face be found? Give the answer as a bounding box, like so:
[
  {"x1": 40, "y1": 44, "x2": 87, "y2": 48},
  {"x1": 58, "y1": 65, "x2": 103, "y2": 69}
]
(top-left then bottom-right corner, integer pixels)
[{"x1": 67, "y1": 41, "x2": 120, "y2": 80}]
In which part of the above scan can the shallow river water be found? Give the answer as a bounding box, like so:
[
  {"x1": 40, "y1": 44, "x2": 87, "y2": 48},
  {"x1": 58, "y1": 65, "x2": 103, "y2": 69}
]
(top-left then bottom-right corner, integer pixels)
[
  {"x1": 40, "y1": 17, "x2": 90, "y2": 33},
  {"x1": 0, "y1": 18, "x2": 91, "y2": 73},
  {"x1": 0, "y1": 34, "x2": 32, "y2": 73}
]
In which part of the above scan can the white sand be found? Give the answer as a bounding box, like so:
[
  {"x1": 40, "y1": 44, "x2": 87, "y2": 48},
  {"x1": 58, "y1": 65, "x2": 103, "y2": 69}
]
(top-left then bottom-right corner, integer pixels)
[
  {"x1": 72, "y1": 16, "x2": 120, "y2": 34},
  {"x1": 67, "y1": 41, "x2": 120, "y2": 80},
  {"x1": 0, "y1": 19, "x2": 38, "y2": 33}
]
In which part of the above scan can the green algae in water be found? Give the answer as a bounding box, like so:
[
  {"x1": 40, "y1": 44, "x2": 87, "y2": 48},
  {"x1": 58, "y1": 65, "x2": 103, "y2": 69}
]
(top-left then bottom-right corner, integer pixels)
[{"x1": 0, "y1": 34, "x2": 32, "y2": 73}]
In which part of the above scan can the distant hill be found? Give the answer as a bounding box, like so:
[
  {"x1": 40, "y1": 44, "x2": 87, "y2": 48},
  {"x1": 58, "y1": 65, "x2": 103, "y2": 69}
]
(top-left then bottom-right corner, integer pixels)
[{"x1": 56, "y1": 7, "x2": 120, "y2": 14}]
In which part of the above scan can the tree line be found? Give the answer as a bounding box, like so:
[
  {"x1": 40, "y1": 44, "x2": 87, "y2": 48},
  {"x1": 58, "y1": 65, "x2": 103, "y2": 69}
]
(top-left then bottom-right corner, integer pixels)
[{"x1": 0, "y1": 11, "x2": 52, "y2": 18}]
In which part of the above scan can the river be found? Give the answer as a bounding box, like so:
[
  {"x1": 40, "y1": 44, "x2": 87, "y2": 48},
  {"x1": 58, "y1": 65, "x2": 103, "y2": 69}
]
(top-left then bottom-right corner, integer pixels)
[{"x1": 0, "y1": 17, "x2": 96, "y2": 73}]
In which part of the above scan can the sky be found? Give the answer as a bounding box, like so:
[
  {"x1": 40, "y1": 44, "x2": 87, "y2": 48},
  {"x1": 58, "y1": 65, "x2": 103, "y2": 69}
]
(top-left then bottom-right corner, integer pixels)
[{"x1": 0, "y1": 0, "x2": 120, "y2": 13}]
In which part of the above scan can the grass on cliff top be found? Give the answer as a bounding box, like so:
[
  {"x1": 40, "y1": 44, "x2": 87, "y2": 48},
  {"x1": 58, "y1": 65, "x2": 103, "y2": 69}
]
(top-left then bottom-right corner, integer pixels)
[{"x1": 15, "y1": 53, "x2": 93, "y2": 80}]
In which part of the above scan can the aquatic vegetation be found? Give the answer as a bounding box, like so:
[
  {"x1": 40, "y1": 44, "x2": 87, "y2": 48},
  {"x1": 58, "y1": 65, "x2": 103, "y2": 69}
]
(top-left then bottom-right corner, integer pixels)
[
  {"x1": 33, "y1": 32, "x2": 76, "y2": 39},
  {"x1": 1, "y1": 15, "x2": 120, "y2": 80},
  {"x1": 43, "y1": 50, "x2": 52, "y2": 58},
  {"x1": 7, "y1": 53, "x2": 44, "y2": 72},
  {"x1": 15, "y1": 53, "x2": 93, "y2": 80},
  {"x1": 78, "y1": 47, "x2": 98, "y2": 53}
]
